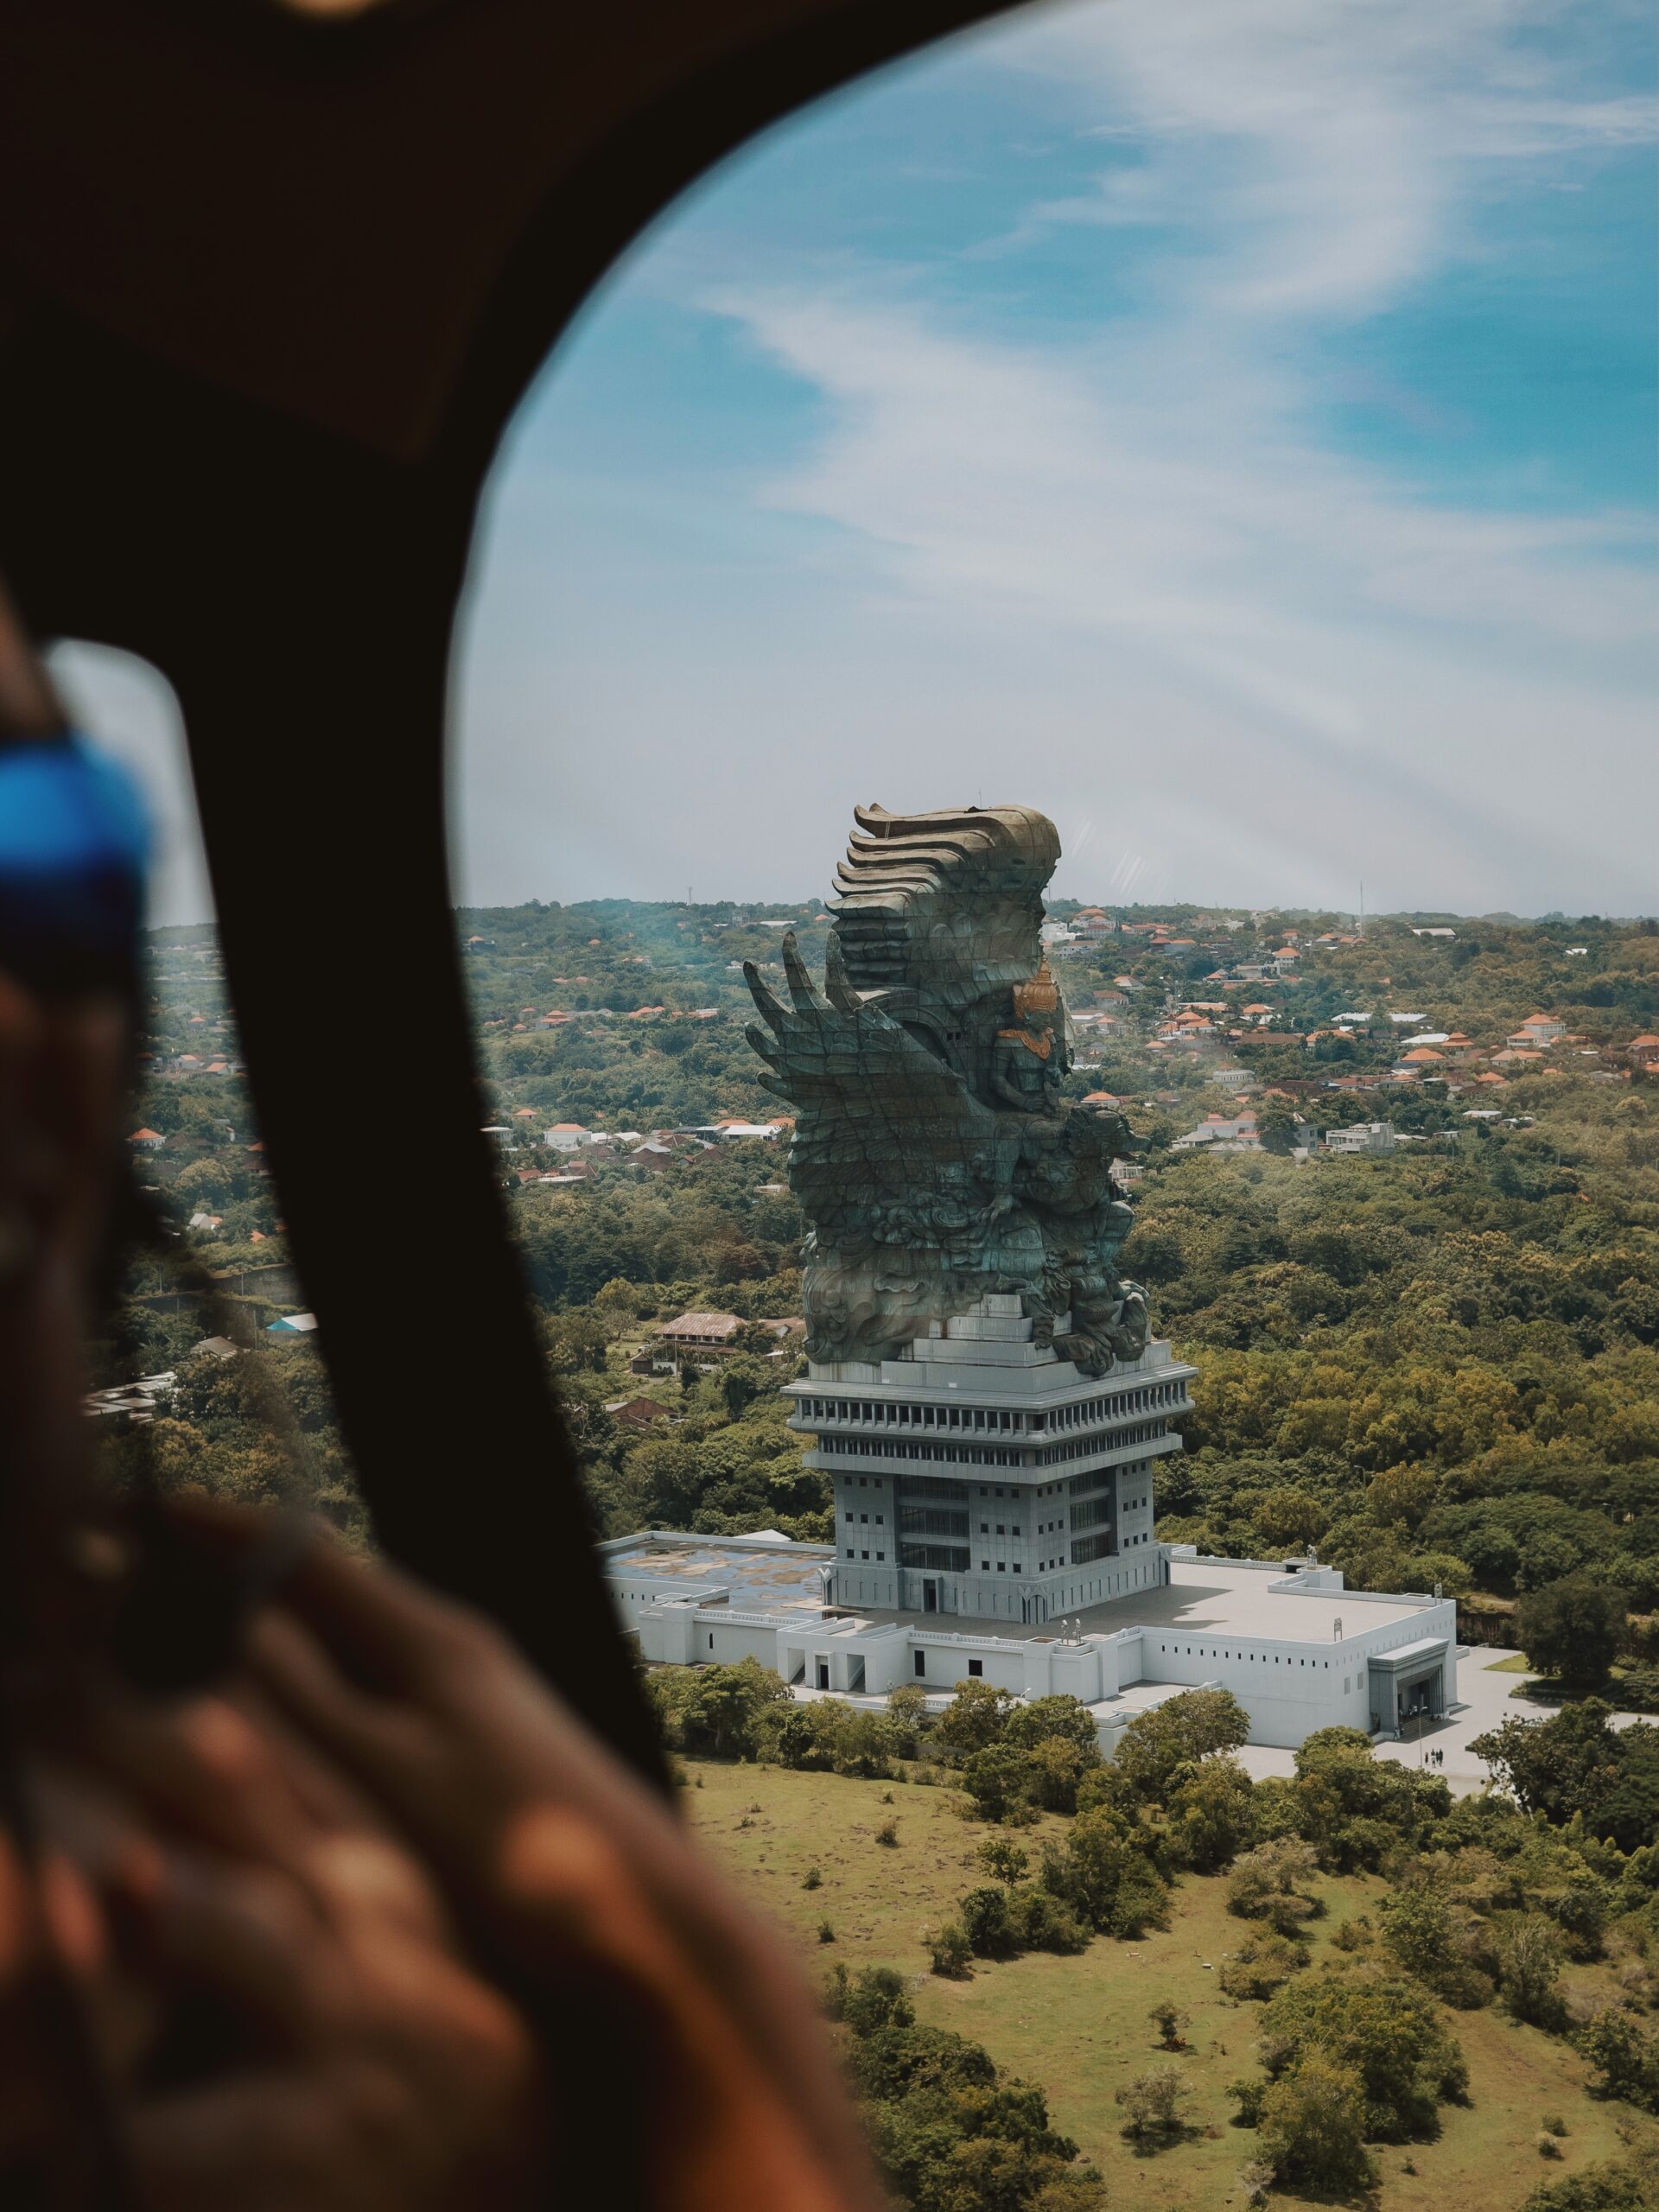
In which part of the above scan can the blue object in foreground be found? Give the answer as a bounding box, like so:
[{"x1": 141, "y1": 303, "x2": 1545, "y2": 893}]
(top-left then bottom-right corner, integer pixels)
[{"x1": 0, "y1": 735, "x2": 151, "y2": 995}]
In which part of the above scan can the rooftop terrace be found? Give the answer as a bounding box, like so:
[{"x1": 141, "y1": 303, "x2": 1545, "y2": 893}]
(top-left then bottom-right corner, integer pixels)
[{"x1": 604, "y1": 1536, "x2": 1429, "y2": 1645}]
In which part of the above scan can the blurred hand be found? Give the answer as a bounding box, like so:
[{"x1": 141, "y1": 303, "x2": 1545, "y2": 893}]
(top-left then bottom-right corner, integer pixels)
[
  {"x1": 204, "y1": 1513, "x2": 883, "y2": 2212},
  {"x1": 62, "y1": 1688, "x2": 545, "y2": 2212}
]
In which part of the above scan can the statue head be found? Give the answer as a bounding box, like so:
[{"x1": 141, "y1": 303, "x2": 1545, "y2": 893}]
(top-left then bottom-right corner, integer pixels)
[
  {"x1": 1011, "y1": 959, "x2": 1060, "y2": 1028},
  {"x1": 829, "y1": 802, "x2": 1060, "y2": 1010}
]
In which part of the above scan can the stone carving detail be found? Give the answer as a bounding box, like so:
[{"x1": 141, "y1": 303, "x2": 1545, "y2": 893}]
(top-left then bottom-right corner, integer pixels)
[{"x1": 745, "y1": 803, "x2": 1149, "y2": 1373}]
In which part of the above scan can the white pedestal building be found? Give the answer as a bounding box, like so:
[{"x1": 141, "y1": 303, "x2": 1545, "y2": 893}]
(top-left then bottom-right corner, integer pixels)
[
  {"x1": 795, "y1": 1294, "x2": 1192, "y2": 1625},
  {"x1": 606, "y1": 1295, "x2": 1462, "y2": 1755}
]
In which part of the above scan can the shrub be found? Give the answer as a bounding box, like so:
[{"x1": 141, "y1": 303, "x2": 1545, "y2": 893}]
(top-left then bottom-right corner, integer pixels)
[
  {"x1": 959, "y1": 1885, "x2": 1019, "y2": 1960},
  {"x1": 817, "y1": 1918, "x2": 836, "y2": 1943},
  {"x1": 1002, "y1": 1694, "x2": 1103, "y2": 1757},
  {"x1": 802, "y1": 1866, "x2": 822, "y2": 1891},
  {"x1": 648, "y1": 1655, "x2": 791, "y2": 1759},
  {"x1": 1578, "y1": 2006, "x2": 1659, "y2": 2113},
  {"x1": 1148, "y1": 2001, "x2": 1188, "y2": 2050},
  {"x1": 1228, "y1": 1838, "x2": 1322, "y2": 1933},
  {"x1": 1040, "y1": 1808, "x2": 1170, "y2": 1937},
  {"x1": 976, "y1": 1838, "x2": 1029, "y2": 1887},
  {"x1": 1291, "y1": 1727, "x2": 1446, "y2": 1872},
  {"x1": 1227, "y1": 2075, "x2": 1266, "y2": 2128},
  {"x1": 1115, "y1": 2064, "x2": 1192, "y2": 2138},
  {"x1": 1519, "y1": 2140, "x2": 1659, "y2": 2211},
  {"x1": 1220, "y1": 1932, "x2": 1306, "y2": 2003},
  {"x1": 823, "y1": 1964, "x2": 912, "y2": 2035},
  {"x1": 1499, "y1": 1915, "x2": 1568, "y2": 2031},
  {"x1": 884, "y1": 1681, "x2": 932, "y2": 1754},
  {"x1": 875, "y1": 1817, "x2": 900, "y2": 1848},
  {"x1": 1259, "y1": 1964, "x2": 1468, "y2": 2140},
  {"x1": 928, "y1": 1922, "x2": 973, "y2": 1980},
  {"x1": 1380, "y1": 1883, "x2": 1493, "y2": 2008},
  {"x1": 1008, "y1": 1886, "x2": 1090, "y2": 1956},
  {"x1": 1237, "y1": 2158, "x2": 1275, "y2": 2206}
]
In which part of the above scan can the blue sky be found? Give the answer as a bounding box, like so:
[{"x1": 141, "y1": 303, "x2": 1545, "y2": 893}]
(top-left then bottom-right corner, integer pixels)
[
  {"x1": 450, "y1": 0, "x2": 1656, "y2": 918},
  {"x1": 64, "y1": 0, "x2": 1657, "y2": 920}
]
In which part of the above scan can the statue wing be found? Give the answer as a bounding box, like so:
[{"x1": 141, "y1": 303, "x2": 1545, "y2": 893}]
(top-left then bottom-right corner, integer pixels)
[{"x1": 745, "y1": 932, "x2": 1007, "y2": 1230}]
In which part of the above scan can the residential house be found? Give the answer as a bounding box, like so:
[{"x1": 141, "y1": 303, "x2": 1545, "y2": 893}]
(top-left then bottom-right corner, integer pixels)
[
  {"x1": 649, "y1": 1312, "x2": 800, "y2": 1374},
  {"x1": 1325, "y1": 1122, "x2": 1395, "y2": 1156},
  {"x1": 1172, "y1": 1111, "x2": 1260, "y2": 1153},
  {"x1": 603, "y1": 1398, "x2": 677, "y2": 1433},
  {"x1": 1627, "y1": 1035, "x2": 1659, "y2": 1071},
  {"x1": 543, "y1": 1122, "x2": 593, "y2": 1150},
  {"x1": 128, "y1": 1128, "x2": 167, "y2": 1151},
  {"x1": 1506, "y1": 1014, "x2": 1566, "y2": 1049}
]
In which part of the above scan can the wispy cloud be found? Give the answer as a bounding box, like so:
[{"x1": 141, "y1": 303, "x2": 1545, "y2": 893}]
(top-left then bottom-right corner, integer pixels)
[
  {"x1": 450, "y1": 0, "x2": 1655, "y2": 916},
  {"x1": 675, "y1": 0, "x2": 1656, "y2": 910}
]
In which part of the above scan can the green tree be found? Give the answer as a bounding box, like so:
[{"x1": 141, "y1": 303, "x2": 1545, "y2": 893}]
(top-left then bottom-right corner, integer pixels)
[
  {"x1": 1516, "y1": 1576, "x2": 1626, "y2": 1691},
  {"x1": 961, "y1": 1745, "x2": 1040, "y2": 1824},
  {"x1": 1114, "y1": 1688, "x2": 1250, "y2": 1802},
  {"x1": 1166, "y1": 1755, "x2": 1258, "y2": 1872},
  {"x1": 935, "y1": 1680, "x2": 1019, "y2": 1758},
  {"x1": 1256, "y1": 2051, "x2": 1374, "y2": 2194}
]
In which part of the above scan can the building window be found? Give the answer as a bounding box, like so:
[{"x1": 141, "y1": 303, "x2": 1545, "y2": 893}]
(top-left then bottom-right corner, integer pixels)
[
  {"x1": 861, "y1": 1550, "x2": 869, "y2": 1560},
  {"x1": 982, "y1": 1560, "x2": 990, "y2": 1572},
  {"x1": 914, "y1": 1651, "x2": 926, "y2": 1678},
  {"x1": 996, "y1": 1562, "x2": 1006, "y2": 1573},
  {"x1": 845, "y1": 1548, "x2": 854, "y2": 1559},
  {"x1": 876, "y1": 1551, "x2": 886, "y2": 1561},
  {"x1": 968, "y1": 1658, "x2": 983, "y2": 1679}
]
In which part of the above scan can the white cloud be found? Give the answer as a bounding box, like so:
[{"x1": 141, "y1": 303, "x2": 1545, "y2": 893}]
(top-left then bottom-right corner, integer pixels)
[
  {"x1": 454, "y1": 0, "x2": 1655, "y2": 917},
  {"x1": 1005, "y1": 0, "x2": 1657, "y2": 315}
]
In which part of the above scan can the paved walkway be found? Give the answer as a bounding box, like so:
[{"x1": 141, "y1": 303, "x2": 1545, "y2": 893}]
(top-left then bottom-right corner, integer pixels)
[
  {"x1": 1234, "y1": 1648, "x2": 1643, "y2": 1797},
  {"x1": 780, "y1": 1648, "x2": 1642, "y2": 1801}
]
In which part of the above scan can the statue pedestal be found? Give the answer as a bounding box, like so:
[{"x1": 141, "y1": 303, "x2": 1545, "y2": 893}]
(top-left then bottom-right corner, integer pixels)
[{"x1": 788, "y1": 1296, "x2": 1197, "y2": 1625}]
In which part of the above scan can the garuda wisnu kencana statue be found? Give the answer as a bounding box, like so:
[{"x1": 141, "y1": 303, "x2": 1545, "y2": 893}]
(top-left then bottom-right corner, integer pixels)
[{"x1": 745, "y1": 803, "x2": 1148, "y2": 1375}]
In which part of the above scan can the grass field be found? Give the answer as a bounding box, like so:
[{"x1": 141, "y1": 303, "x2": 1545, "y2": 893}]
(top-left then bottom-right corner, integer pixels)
[
  {"x1": 1484, "y1": 1654, "x2": 1535, "y2": 1675},
  {"x1": 685, "y1": 1758, "x2": 1643, "y2": 2212}
]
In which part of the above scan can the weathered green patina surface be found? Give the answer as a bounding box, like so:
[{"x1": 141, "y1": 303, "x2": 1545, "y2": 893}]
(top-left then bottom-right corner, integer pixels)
[{"x1": 745, "y1": 803, "x2": 1148, "y2": 1373}]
